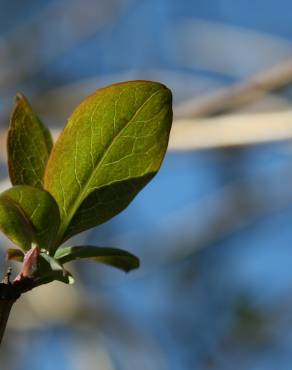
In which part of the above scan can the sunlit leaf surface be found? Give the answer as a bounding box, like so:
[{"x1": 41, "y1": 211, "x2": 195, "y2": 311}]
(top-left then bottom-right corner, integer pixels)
[{"x1": 44, "y1": 81, "x2": 172, "y2": 243}]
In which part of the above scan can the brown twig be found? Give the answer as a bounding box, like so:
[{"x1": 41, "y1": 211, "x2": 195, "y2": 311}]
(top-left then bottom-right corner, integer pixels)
[{"x1": 0, "y1": 268, "x2": 21, "y2": 345}]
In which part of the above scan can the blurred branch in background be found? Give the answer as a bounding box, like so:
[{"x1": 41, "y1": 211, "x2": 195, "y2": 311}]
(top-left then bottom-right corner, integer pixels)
[
  {"x1": 175, "y1": 57, "x2": 292, "y2": 118},
  {"x1": 170, "y1": 110, "x2": 292, "y2": 150}
]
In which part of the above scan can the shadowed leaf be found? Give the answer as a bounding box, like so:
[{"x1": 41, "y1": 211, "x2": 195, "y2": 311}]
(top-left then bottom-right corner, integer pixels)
[
  {"x1": 0, "y1": 186, "x2": 60, "y2": 250},
  {"x1": 55, "y1": 245, "x2": 140, "y2": 272},
  {"x1": 44, "y1": 80, "x2": 172, "y2": 244},
  {"x1": 8, "y1": 94, "x2": 53, "y2": 188},
  {"x1": 0, "y1": 197, "x2": 34, "y2": 250},
  {"x1": 35, "y1": 253, "x2": 74, "y2": 285}
]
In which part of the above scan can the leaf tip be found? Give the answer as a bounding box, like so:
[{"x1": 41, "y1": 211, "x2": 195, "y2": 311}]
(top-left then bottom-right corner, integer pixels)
[
  {"x1": 125, "y1": 256, "x2": 140, "y2": 273},
  {"x1": 15, "y1": 93, "x2": 25, "y2": 103},
  {"x1": 13, "y1": 94, "x2": 30, "y2": 113}
]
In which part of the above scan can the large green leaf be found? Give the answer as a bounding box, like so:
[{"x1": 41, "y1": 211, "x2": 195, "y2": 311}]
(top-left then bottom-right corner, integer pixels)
[
  {"x1": 44, "y1": 81, "x2": 172, "y2": 243},
  {"x1": 0, "y1": 186, "x2": 60, "y2": 250},
  {"x1": 8, "y1": 94, "x2": 53, "y2": 188},
  {"x1": 55, "y1": 245, "x2": 140, "y2": 272}
]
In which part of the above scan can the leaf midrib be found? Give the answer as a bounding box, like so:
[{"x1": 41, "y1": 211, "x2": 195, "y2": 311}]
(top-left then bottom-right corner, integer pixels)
[{"x1": 56, "y1": 88, "x2": 162, "y2": 243}]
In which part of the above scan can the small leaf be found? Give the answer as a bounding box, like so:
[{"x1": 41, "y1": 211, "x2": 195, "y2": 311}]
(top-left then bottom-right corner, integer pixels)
[
  {"x1": 55, "y1": 245, "x2": 140, "y2": 272},
  {"x1": 7, "y1": 248, "x2": 24, "y2": 262},
  {"x1": 36, "y1": 253, "x2": 74, "y2": 285},
  {"x1": 8, "y1": 94, "x2": 53, "y2": 188},
  {"x1": 0, "y1": 196, "x2": 34, "y2": 250},
  {"x1": 0, "y1": 186, "x2": 60, "y2": 250},
  {"x1": 44, "y1": 81, "x2": 172, "y2": 243}
]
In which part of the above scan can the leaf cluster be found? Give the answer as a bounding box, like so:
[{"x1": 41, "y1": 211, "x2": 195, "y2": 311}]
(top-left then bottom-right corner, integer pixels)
[{"x1": 1, "y1": 81, "x2": 172, "y2": 287}]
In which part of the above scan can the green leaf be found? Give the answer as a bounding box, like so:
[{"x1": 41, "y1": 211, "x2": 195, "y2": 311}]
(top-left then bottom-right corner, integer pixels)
[
  {"x1": 35, "y1": 253, "x2": 74, "y2": 285},
  {"x1": 55, "y1": 245, "x2": 140, "y2": 272},
  {"x1": 44, "y1": 81, "x2": 172, "y2": 243},
  {"x1": 6, "y1": 248, "x2": 24, "y2": 262},
  {"x1": 0, "y1": 186, "x2": 60, "y2": 250},
  {"x1": 0, "y1": 197, "x2": 35, "y2": 250},
  {"x1": 8, "y1": 93, "x2": 53, "y2": 188}
]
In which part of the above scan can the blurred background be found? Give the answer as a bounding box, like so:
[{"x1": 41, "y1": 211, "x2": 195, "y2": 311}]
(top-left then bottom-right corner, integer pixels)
[{"x1": 1, "y1": 0, "x2": 292, "y2": 369}]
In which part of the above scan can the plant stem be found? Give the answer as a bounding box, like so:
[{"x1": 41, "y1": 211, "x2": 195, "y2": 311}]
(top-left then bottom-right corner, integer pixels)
[
  {"x1": 0, "y1": 269, "x2": 21, "y2": 345},
  {"x1": 0, "y1": 298, "x2": 15, "y2": 345}
]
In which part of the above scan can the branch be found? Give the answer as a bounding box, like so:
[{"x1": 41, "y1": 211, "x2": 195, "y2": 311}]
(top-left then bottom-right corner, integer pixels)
[
  {"x1": 169, "y1": 110, "x2": 292, "y2": 151},
  {"x1": 175, "y1": 58, "x2": 292, "y2": 118},
  {"x1": 0, "y1": 269, "x2": 21, "y2": 345}
]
